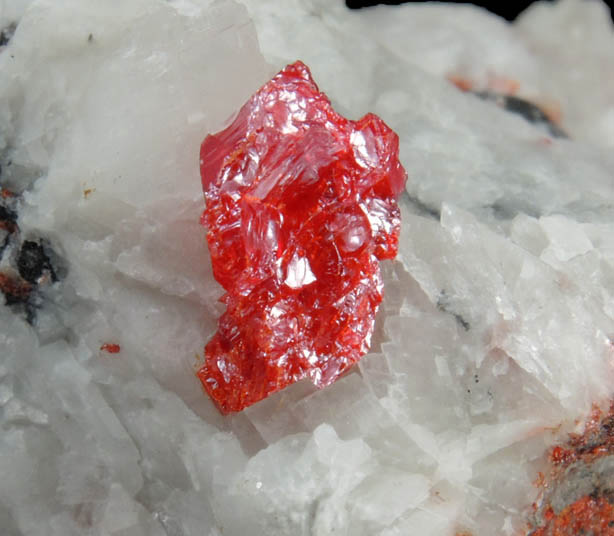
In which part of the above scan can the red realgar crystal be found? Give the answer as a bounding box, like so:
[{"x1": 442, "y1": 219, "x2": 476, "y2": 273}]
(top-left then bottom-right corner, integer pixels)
[{"x1": 198, "y1": 61, "x2": 407, "y2": 414}]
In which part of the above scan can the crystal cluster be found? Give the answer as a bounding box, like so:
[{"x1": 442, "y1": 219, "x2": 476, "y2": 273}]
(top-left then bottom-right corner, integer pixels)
[{"x1": 198, "y1": 61, "x2": 406, "y2": 413}]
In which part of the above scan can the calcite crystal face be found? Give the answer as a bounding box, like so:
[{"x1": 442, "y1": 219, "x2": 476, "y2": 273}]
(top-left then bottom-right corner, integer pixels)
[{"x1": 198, "y1": 61, "x2": 406, "y2": 413}]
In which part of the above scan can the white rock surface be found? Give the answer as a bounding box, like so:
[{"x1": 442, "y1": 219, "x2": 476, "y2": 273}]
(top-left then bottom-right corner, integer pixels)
[{"x1": 1, "y1": 0, "x2": 613, "y2": 534}]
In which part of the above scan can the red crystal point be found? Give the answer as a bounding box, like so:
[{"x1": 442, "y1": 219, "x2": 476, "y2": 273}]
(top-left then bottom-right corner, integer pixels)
[{"x1": 198, "y1": 61, "x2": 407, "y2": 414}]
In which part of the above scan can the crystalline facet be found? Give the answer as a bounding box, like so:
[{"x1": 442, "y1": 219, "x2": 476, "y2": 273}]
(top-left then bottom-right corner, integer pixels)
[{"x1": 197, "y1": 61, "x2": 407, "y2": 413}]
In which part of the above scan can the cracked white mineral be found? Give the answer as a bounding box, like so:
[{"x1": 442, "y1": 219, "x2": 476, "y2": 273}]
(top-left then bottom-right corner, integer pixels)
[{"x1": 1, "y1": 0, "x2": 614, "y2": 534}]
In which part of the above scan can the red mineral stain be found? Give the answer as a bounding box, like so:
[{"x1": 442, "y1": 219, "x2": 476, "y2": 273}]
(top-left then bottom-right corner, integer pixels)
[
  {"x1": 448, "y1": 75, "x2": 473, "y2": 92},
  {"x1": 531, "y1": 496, "x2": 614, "y2": 536},
  {"x1": 0, "y1": 218, "x2": 16, "y2": 234},
  {"x1": 527, "y1": 403, "x2": 614, "y2": 535},
  {"x1": 100, "y1": 343, "x2": 120, "y2": 354},
  {"x1": 1, "y1": 188, "x2": 15, "y2": 199},
  {"x1": 0, "y1": 272, "x2": 32, "y2": 302},
  {"x1": 550, "y1": 446, "x2": 572, "y2": 466},
  {"x1": 197, "y1": 61, "x2": 406, "y2": 414}
]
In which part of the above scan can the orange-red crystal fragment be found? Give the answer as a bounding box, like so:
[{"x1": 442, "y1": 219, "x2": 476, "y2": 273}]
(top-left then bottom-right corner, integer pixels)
[
  {"x1": 197, "y1": 61, "x2": 407, "y2": 414},
  {"x1": 100, "y1": 343, "x2": 121, "y2": 354}
]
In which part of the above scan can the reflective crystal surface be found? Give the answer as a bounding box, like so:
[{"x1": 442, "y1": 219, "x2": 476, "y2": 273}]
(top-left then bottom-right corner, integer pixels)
[{"x1": 198, "y1": 61, "x2": 407, "y2": 413}]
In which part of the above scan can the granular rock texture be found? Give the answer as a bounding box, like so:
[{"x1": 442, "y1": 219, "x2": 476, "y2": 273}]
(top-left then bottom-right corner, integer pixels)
[
  {"x1": 528, "y1": 405, "x2": 614, "y2": 535},
  {"x1": 198, "y1": 61, "x2": 406, "y2": 413}
]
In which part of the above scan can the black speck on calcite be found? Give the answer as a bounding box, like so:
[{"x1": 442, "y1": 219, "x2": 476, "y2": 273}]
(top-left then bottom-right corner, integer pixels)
[
  {"x1": 436, "y1": 289, "x2": 471, "y2": 332},
  {"x1": 0, "y1": 198, "x2": 66, "y2": 323},
  {"x1": 0, "y1": 156, "x2": 67, "y2": 323},
  {"x1": 17, "y1": 240, "x2": 57, "y2": 284},
  {"x1": 0, "y1": 207, "x2": 18, "y2": 252},
  {"x1": 1, "y1": 238, "x2": 66, "y2": 323},
  {"x1": 404, "y1": 192, "x2": 441, "y2": 220},
  {"x1": 0, "y1": 204, "x2": 17, "y2": 225},
  {"x1": 0, "y1": 22, "x2": 16, "y2": 47},
  {"x1": 473, "y1": 90, "x2": 568, "y2": 139}
]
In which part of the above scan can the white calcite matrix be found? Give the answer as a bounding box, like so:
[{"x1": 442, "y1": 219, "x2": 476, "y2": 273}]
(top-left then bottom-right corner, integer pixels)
[{"x1": 1, "y1": 0, "x2": 614, "y2": 534}]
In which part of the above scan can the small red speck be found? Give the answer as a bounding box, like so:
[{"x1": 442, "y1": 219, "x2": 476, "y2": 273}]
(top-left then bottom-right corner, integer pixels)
[
  {"x1": 0, "y1": 272, "x2": 32, "y2": 300},
  {"x1": 544, "y1": 506, "x2": 555, "y2": 521},
  {"x1": 448, "y1": 75, "x2": 473, "y2": 92},
  {"x1": 1, "y1": 188, "x2": 14, "y2": 199},
  {"x1": 550, "y1": 446, "x2": 571, "y2": 465},
  {"x1": 100, "y1": 343, "x2": 120, "y2": 354}
]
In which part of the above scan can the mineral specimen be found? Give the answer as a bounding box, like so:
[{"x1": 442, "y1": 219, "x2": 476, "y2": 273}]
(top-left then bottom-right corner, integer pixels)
[
  {"x1": 198, "y1": 61, "x2": 406, "y2": 413},
  {"x1": 4, "y1": 0, "x2": 614, "y2": 534}
]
